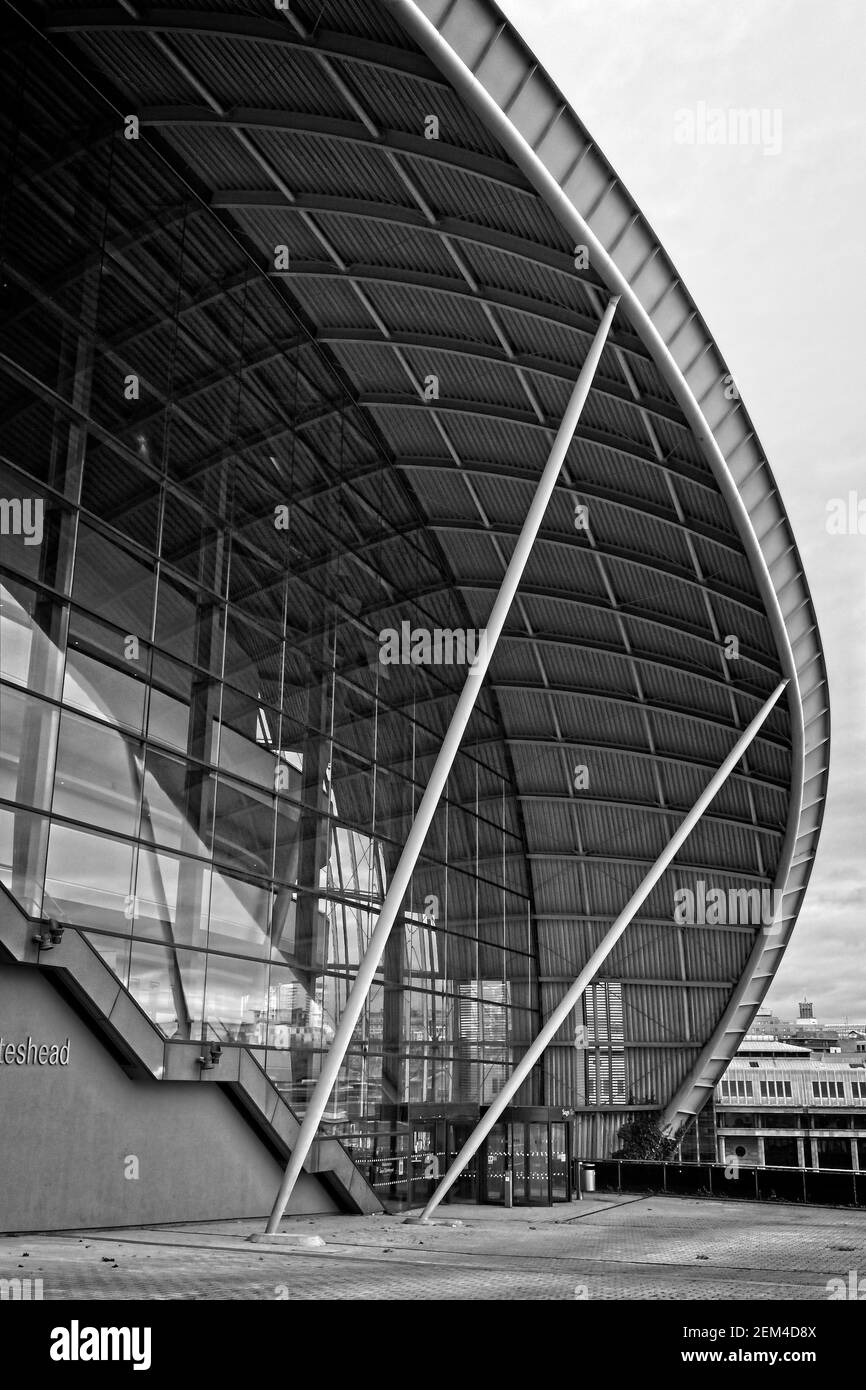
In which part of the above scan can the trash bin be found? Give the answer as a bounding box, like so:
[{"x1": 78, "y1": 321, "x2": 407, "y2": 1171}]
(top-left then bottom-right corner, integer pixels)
[{"x1": 581, "y1": 1163, "x2": 596, "y2": 1194}]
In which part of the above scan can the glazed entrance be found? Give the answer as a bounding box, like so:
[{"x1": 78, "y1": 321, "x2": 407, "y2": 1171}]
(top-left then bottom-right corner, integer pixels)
[{"x1": 346, "y1": 1107, "x2": 573, "y2": 1210}]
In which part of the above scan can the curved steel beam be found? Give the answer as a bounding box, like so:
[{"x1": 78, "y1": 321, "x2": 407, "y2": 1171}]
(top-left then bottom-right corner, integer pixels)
[
  {"x1": 138, "y1": 105, "x2": 534, "y2": 195},
  {"x1": 217, "y1": 188, "x2": 604, "y2": 285},
  {"x1": 43, "y1": 8, "x2": 450, "y2": 83},
  {"x1": 385, "y1": 0, "x2": 828, "y2": 1136}
]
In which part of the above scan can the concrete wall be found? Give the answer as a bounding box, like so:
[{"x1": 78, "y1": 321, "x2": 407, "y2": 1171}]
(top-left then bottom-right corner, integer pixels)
[{"x1": 0, "y1": 966, "x2": 337, "y2": 1231}]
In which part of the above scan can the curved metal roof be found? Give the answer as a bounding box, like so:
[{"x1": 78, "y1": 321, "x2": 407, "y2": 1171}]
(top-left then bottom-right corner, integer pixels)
[{"x1": 8, "y1": 0, "x2": 829, "y2": 1139}]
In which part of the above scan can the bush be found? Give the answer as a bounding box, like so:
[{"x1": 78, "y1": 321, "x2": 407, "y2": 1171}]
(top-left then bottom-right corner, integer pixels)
[{"x1": 614, "y1": 1115, "x2": 679, "y2": 1161}]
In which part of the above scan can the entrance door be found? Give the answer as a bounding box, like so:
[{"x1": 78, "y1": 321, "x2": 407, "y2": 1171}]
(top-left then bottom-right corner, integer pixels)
[
  {"x1": 505, "y1": 1120, "x2": 570, "y2": 1205},
  {"x1": 527, "y1": 1122, "x2": 549, "y2": 1203},
  {"x1": 550, "y1": 1122, "x2": 569, "y2": 1201},
  {"x1": 483, "y1": 1123, "x2": 508, "y2": 1203},
  {"x1": 446, "y1": 1122, "x2": 478, "y2": 1202},
  {"x1": 511, "y1": 1123, "x2": 528, "y2": 1203}
]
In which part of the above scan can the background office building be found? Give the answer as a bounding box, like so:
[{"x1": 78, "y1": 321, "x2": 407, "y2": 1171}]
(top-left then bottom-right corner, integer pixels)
[
  {"x1": 715, "y1": 1040, "x2": 866, "y2": 1176},
  {"x1": 0, "y1": 0, "x2": 828, "y2": 1227}
]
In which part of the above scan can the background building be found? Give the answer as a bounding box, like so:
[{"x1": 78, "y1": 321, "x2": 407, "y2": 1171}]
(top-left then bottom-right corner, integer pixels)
[
  {"x1": 714, "y1": 1040, "x2": 866, "y2": 1173},
  {"x1": 0, "y1": 0, "x2": 829, "y2": 1225}
]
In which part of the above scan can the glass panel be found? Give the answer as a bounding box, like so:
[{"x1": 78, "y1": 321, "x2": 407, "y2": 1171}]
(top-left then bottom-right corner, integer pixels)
[
  {"x1": 528, "y1": 1122, "x2": 549, "y2": 1203},
  {"x1": 141, "y1": 748, "x2": 214, "y2": 856},
  {"x1": 72, "y1": 522, "x2": 154, "y2": 632},
  {"x1": 763, "y1": 1137, "x2": 799, "y2": 1168},
  {"x1": 86, "y1": 933, "x2": 132, "y2": 986},
  {"x1": 0, "y1": 575, "x2": 66, "y2": 697},
  {"x1": 484, "y1": 1123, "x2": 507, "y2": 1203},
  {"x1": 511, "y1": 1124, "x2": 527, "y2": 1205},
  {"x1": 44, "y1": 823, "x2": 135, "y2": 932},
  {"x1": 133, "y1": 847, "x2": 211, "y2": 950},
  {"x1": 127, "y1": 938, "x2": 207, "y2": 1042},
  {"x1": 80, "y1": 454, "x2": 160, "y2": 552},
  {"x1": 0, "y1": 461, "x2": 76, "y2": 591},
  {"x1": 0, "y1": 686, "x2": 60, "y2": 811},
  {"x1": 207, "y1": 868, "x2": 272, "y2": 959},
  {"x1": 447, "y1": 1122, "x2": 477, "y2": 1203},
  {"x1": 155, "y1": 571, "x2": 224, "y2": 674},
  {"x1": 53, "y1": 710, "x2": 142, "y2": 837},
  {"x1": 161, "y1": 488, "x2": 227, "y2": 597},
  {"x1": 224, "y1": 608, "x2": 283, "y2": 700},
  {"x1": 212, "y1": 775, "x2": 275, "y2": 878},
  {"x1": 202, "y1": 952, "x2": 269, "y2": 1046},
  {"x1": 63, "y1": 645, "x2": 146, "y2": 733},
  {"x1": 218, "y1": 686, "x2": 280, "y2": 789},
  {"x1": 0, "y1": 804, "x2": 48, "y2": 917},
  {"x1": 147, "y1": 655, "x2": 220, "y2": 764},
  {"x1": 550, "y1": 1122, "x2": 569, "y2": 1201}
]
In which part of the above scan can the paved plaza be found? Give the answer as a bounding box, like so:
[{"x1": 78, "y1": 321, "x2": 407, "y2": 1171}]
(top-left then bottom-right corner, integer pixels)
[{"x1": 2, "y1": 1194, "x2": 865, "y2": 1300}]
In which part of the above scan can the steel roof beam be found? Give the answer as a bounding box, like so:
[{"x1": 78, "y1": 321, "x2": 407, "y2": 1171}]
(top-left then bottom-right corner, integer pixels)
[
  {"x1": 219, "y1": 188, "x2": 611, "y2": 286},
  {"x1": 303, "y1": 389, "x2": 711, "y2": 487},
  {"x1": 516, "y1": 795, "x2": 783, "y2": 839},
  {"x1": 359, "y1": 790, "x2": 782, "y2": 842},
  {"x1": 393, "y1": 456, "x2": 740, "y2": 543},
  {"x1": 376, "y1": 733, "x2": 788, "y2": 795},
  {"x1": 541, "y1": 977, "x2": 735, "y2": 990},
  {"x1": 322, "y1": 327, "x2": 686, "y2": 426},
  {"x1": 43, "y1": 9, "x2": 451, "y2": 84},
  {"x1": 378, "y1": 683, "x2": 790, "y2": 754},
  {"x1": 281, "y1": 260, "x2": 657, "y2": 363},
  {"x1": 269, "y1": 455, "x2": 741, "y2": 556},
  {"x1": 138, "y1": 105, "x2": 535, "y2": 196},
  {"x1": 364, "y1": 571, "x2": 769, "y2": 645},
  {"x1": 429, "y1": 517, "x2": 766, "y2": 616},
  {"x1": 524, "y1": 853, "x2": 775, "y2": 883},
  {"x1": 329, "y1": 610, "x2": 779, "y2": 695}
]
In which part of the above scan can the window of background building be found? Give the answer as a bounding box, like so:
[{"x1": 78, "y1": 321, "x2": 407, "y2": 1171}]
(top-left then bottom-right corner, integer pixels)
[
  {"x1": 812, "y1": 1080, "x2": 845, "y2": 1100},
  {"x1": 720, "y1": 1077, "x2": 753, "y2": 1100},
  {"x1": 763, "y1": 1137, "x2": 799, "y2": 1167},
  {"x1": 760, "y1": 1079, "x2": 793, "y2": 1099}
]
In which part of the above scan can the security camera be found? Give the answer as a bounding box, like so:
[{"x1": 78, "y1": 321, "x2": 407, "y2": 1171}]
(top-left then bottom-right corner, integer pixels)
[{"x1": 32, "y1": 917, "x2": 64, "y2": 949}]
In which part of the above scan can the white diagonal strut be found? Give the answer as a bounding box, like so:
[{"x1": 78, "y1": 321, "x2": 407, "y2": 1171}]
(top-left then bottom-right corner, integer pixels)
[
  {"x1": 264, "y1": 295, "x2": 621, "y2": 1230},
  {"x1": 416, "y1": 677, "x2": 789, "y2": 1222}
]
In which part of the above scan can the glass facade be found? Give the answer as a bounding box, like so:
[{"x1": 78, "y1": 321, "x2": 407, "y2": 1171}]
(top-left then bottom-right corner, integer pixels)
[{"x1": 0, "y1": 42, "x2": 540, "y2": 1156}]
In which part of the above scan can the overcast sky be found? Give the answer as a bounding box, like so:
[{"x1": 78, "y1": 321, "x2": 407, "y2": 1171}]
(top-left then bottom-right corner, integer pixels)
[{"x1": 501, "y1": 0, "x2": 865, "y2": 1023}]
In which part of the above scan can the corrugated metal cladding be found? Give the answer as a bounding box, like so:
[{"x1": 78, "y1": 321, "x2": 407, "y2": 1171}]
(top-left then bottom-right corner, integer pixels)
[{"x1": 33, "y1": 0, "x2": 809, "y2": 1130}]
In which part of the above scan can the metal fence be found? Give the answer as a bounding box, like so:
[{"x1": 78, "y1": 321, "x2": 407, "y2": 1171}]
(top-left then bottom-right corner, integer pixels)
[{"x1": 591, "y1": 1158, "x2": 866, "y2": 1208}]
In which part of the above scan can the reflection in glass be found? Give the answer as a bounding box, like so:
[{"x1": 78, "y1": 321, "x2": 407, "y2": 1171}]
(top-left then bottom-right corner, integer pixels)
[
  {"x1": 0, "y1": 805, "x2": 48, "y2": 917},
  {"x1": 0, "y1": 576, "x2": 66, "y2": 697},
  {"x1": 45, "y1": 823, "x2": 135, "y2": 932},
  {"x1": 127, "y1": 938, "x2": 207, "y2": 1041},
  {"x1": 203, "y1": 952, "x2": 268, "y2": 1046},
  {"x1": 53, "y1": 711, "x2": 142, "y2": 837}
]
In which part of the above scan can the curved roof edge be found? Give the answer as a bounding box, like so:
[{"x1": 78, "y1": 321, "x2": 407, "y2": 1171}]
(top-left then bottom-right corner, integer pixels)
[{"x1": 383, "y1": 0, "x2": 831, "y2": 1128}]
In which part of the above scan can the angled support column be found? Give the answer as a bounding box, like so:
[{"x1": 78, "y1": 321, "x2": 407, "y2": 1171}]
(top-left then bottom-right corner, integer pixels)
[
  {"x1": 416, "y1": 678, "x2": 789, "y2": 1222},
  {"x1": 264, "y1": 295, "x2": 621, "y2": 1230}
]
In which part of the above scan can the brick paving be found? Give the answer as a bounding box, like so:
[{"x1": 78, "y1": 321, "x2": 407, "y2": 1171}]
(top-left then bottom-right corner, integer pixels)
[{"x1": 2, "y1": 1195, "x2": 864, "y2": 1300}]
